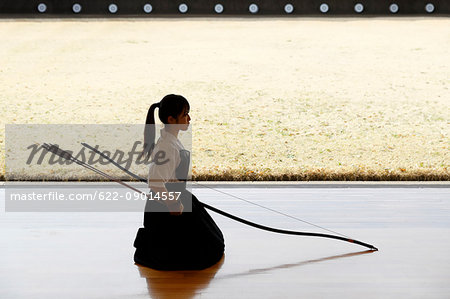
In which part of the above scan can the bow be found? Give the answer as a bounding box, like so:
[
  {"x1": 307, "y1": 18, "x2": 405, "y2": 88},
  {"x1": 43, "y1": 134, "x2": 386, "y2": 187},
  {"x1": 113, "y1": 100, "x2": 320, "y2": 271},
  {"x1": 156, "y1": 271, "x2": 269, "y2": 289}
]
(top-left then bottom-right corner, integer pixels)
[
  {"x1": 41, "y1": 142, "x2": 378, "y2": 251},
  {"x1": 80, "y1": 142, "x2": 378, "y2": 251}
]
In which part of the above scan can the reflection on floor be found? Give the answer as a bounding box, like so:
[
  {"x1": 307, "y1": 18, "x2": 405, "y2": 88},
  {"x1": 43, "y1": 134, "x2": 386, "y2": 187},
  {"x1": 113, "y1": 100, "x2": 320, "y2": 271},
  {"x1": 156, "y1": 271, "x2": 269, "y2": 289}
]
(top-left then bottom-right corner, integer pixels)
[{"x1": 137, "y1": 255, "x2": 225, "y2": 299}]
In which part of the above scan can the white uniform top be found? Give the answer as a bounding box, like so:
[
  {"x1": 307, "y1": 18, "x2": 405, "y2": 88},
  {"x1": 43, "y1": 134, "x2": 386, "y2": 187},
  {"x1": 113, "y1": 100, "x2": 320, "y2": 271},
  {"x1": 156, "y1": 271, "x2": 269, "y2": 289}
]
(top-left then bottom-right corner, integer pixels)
[{"x1": 148, "y1": 127, "x2": 185, "y2": 189}]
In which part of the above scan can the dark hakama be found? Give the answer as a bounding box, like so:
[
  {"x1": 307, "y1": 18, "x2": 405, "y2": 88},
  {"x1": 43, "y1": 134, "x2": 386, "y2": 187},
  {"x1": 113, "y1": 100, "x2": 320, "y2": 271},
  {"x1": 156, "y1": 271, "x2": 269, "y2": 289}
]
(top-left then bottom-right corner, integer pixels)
[{"x1": 133, "y1": 150, "x2": 225, "y2": 270}]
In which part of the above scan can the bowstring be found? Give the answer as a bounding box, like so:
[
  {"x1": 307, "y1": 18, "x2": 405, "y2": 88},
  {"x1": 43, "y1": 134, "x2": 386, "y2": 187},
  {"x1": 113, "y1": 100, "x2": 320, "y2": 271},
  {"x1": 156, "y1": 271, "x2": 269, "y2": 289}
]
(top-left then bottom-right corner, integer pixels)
[{"x1": 189, "y1": 181, "x2": 351, "y2": 239}]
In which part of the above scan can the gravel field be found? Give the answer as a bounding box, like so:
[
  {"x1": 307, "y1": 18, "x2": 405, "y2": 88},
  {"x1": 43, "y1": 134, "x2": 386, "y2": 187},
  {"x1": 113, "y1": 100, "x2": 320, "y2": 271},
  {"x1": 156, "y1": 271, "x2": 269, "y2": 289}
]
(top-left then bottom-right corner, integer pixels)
[{"x1": 0, "y1": 18, "x2": 448, "y2": 180}]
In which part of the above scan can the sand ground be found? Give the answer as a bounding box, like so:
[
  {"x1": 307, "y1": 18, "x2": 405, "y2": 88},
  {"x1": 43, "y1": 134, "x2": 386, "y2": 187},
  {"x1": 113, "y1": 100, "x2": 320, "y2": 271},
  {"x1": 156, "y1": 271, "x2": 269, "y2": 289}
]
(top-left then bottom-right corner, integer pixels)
[{"x1": 0, "y1": 18, "x2": 448, "y2": 180}]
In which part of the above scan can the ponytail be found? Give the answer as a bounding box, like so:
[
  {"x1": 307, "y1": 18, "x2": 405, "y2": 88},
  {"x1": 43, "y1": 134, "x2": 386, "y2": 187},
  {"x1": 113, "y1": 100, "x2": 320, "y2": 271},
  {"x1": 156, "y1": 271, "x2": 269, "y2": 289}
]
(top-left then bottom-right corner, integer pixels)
[{"x1": 139, "y1": 102, "x2": 159, "y2": 161}]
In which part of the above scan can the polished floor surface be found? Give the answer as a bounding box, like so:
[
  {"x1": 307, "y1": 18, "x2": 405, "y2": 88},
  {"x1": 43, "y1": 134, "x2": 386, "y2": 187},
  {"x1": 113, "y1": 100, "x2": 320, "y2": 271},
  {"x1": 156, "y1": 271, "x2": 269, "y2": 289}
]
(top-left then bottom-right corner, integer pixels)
[{"x1": 1, "y1": 185, "x2": 449, "y2": 298}]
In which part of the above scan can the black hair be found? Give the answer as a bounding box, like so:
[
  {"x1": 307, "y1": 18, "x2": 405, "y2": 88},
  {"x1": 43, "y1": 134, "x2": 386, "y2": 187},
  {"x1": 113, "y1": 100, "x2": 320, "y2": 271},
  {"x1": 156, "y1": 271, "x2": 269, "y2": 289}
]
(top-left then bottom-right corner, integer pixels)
[{"x1": 140, "y1": 94, "x2": 190, "y2": 160}]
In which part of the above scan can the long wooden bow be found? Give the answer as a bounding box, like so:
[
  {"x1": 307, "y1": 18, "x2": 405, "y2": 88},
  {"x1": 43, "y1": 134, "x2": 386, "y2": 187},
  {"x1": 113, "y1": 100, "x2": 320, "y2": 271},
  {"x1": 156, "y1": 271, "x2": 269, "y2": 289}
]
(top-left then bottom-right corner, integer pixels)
[{"x1": 41, "y1": 142, "x2": 378, "y2": 251}]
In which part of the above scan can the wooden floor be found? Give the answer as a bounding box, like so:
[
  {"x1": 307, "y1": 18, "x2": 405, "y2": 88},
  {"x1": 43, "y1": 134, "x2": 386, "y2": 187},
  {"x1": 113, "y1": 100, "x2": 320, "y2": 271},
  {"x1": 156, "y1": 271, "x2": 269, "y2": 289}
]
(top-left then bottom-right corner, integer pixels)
[{"x1": 1, "y1": 185, "x2": 449, "y2": 298}]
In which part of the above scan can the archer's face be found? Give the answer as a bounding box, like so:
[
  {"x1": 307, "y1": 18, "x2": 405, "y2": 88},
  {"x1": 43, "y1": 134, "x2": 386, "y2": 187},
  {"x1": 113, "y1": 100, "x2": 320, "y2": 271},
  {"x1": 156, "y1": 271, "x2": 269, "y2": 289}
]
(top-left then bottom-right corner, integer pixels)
[{"x1": 176, "y1": 108, "x2": 191, "y2": 131}]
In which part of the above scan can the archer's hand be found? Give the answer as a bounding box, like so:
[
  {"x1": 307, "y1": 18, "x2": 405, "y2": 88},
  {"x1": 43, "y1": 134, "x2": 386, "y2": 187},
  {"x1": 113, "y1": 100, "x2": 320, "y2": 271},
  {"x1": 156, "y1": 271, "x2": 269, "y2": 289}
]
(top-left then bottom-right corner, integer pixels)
[{"x1": 167, "y1": 201, "x2": 184, "y2": 216}]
